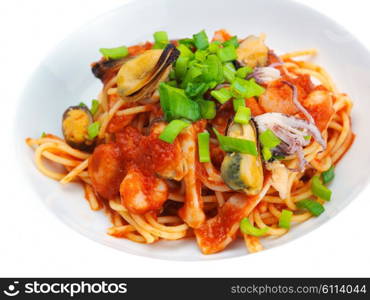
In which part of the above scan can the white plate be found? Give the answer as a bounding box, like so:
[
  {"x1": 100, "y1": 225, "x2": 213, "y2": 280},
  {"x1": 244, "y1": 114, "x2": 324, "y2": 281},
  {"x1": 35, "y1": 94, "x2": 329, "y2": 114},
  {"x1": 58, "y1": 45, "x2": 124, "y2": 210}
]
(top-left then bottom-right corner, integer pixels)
[{"x1": 14, "y1": 0, "x2": 370, "y2": 260}]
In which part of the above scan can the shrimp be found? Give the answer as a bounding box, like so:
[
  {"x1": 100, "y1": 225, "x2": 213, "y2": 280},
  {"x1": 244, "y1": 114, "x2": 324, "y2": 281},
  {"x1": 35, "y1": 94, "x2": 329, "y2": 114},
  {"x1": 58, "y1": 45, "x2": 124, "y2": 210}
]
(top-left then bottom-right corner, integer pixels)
[
  {"x1": 178, "y1": 125, "x2": 205, "y2": 229},
  {"x1": 259, "y1": 75, "x2": 313, "y2": 116},
  {"x1": 195, "y1": 177, "x2": 272, "y2": 254},
  {"x1": 120, "y1": 167, "x2": 168, "y2": 214},
  {"x1": 302, "y1": 89, "x2": 334, "y2": 131},
  {"x1": 259, "y1": 81, "x2": 299, "y2": 115},
  {"x1": 88, "y1": 143, "x2": 125, "y2": 199},
  {"x1": 149, "y1": 122, "x2": 187, "y2": 181}
]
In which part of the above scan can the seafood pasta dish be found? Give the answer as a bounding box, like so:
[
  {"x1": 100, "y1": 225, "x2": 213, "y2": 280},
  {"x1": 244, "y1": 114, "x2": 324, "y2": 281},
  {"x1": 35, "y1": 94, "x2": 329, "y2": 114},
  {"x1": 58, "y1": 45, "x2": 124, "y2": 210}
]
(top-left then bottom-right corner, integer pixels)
[{"x1": 26, "y1": 29, "x2": 354, "y2": 254}]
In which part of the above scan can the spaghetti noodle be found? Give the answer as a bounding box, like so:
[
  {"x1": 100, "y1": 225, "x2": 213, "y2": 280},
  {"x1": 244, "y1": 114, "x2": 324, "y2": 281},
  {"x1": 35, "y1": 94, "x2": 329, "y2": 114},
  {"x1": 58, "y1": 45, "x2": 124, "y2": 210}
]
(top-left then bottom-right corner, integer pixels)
[{"x1": 26, "y1": 30, "x2": 354, "y2": 254}]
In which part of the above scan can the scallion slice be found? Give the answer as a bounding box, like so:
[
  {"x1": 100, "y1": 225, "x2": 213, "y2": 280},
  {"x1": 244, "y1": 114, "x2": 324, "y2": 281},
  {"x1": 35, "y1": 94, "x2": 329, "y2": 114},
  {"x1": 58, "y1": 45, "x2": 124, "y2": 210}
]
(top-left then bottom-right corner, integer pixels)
[
  {"x1": 210, "y1": 88, "x2": 232, "y2": 104},
  {"x1": 322, "y1": 166, "x2": 335, "y2": 184},
  {"x1": 159, "y1": 83, "x2": 201, "y2": 121},
  {"x1": 279, "y1": 209, "x2": 293, "y2": 229},
  {"x1": 217, "y1": 45, "x2": 237, "y2": 62},
  {"x1": 198, "y1": 132, "x2": 211, "y2": 163},
  {"x1": 223, "y1": 63, "x2": 236, "y2": 83},
  {"x1": 209, "y1": 41, "x2": 221, "y2": 53},
  {"x1": 90, "y1": 99, "x2": 99, "y2": 115},
  {"x1": 177, "y1": 44, "x2": 194, "y2": 58},
  {"x1": 223, "y1": 36, "x2": 239, "y2": 48},
  {"x1": 236, "y1": 66, "x2": 253, "y2": 78},
  {"x1": 175, "y1": 56, "x2": 190, "y2": 81},
  {"x1": 203, "y1": 54, "x2": 223, "y2": 83},
  {"x1": 197, "y1": 99, "x2": 216, "y2": 120},
  {"x1": 159, "y1": 120, "x2": 190, "y2": 144},
  {"x1": 99, "y1": 46, "x2": 129, "y2": 60},
  {"x1": 213, "y1": 128, "x2": 258, "y2": 155},
  {"x1": 234, "y1": 106, "x2": 251, "y2": 124},
  {"x1": 153, "y1": 31, "x2": 169, "y2": 49},
  {"x1": 297, "y1": 199, "x2": 325, "y2": 216},
  {"x1": 231, "y1": 78, "x2": 265, "y2": 98},
  {"x1": 311, "y1": 175, "x2": 332, "y2": 201},
  {"x1": 259, "y1": 129, "x2": 281, "y2": 148},
  {"x1": 262, "y1": 147, "x2": 272, "y2": 161},
  {"x1": 88, "y1": 122, "x2": 101, "y2": 139},
  {"x1": 240, "y1": 218, "x2": 269, "y2": 237},
  {"x1": 193, "y1": 30, "x2": 209, "y2": 50},
  {"x1": 232, "y1": 98, "x2": 245, "y2": 112}
]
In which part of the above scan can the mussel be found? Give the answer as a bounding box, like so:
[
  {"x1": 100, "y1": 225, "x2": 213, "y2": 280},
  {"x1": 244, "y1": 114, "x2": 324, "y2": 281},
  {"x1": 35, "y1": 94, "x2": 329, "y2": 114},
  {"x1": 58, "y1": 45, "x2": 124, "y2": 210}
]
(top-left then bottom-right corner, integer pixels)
[
  {"x1": 91, "y1": 57, "x2": 129, "y2": 84},
  {"x1": 116, "y1": 44, "x2": 180, "y2": 102},
  {"x1": 62, "y1": 106, "x2": 95, "y2": 152},
  {"x1": 236, "y1": 34, "x2": 269, "y2": 68},
  {"x1": 220, "y1": 121, "x2": 264, "y2": 195}
]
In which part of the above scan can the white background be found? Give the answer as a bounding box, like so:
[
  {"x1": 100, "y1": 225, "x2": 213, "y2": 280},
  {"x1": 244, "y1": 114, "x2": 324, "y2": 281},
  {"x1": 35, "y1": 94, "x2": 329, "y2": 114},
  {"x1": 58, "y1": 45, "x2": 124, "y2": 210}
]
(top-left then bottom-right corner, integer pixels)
[{"x1": 0, "y1": 0, "x2": 369, "y2": 277}]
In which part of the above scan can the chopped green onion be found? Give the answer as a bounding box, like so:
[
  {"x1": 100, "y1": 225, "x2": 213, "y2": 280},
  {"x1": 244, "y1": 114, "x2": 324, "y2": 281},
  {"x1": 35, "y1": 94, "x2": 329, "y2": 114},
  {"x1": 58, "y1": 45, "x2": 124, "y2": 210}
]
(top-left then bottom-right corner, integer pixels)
[
  {"x1": 240, "y1": 218, "x2": 269, "y2": 237},
  {"x1": 262, "y1": 147, "x2": 272, "y2": 161},
  {"x1": 223, "y1": 62, "x2": 236, "y2": 83},
  {"x1": 195, "y1": 49, "x2": 209, "y2": 62},
  {"x1": 322, "y1": 166, "x2": 335, "y2": 184},
  {"x1": 236, "y1": 66, "x2": 253, "y2": 78},
  {"x1": 177, "y1": 44, "x2": 194, "y2": 58},
  {"x1": 90, "y1": 99, "x2": 99, "y2": 115},
  {"x1": 223, "y1": 36, "x2": 239, "y2": 48},
  {"x1": 259, "y1": 129, "x2": 281, "y2": 148},
  {"x1": 185, "y1": 82, "x2": 208, "y2": 98},
  {"x1": 210, "y1": 88, "x2": 232, "y2": 104},
  {"x1": 311, "y1": 175, "x2": 332, "y2": 201},
  {"x1": 88, "y1": 122, "x2": 101, "y2": 139},
  {"x1": 41, "y1": 132, "x2": 46, "y2": 138},
  {"x1": 169, "y1": 69, "x2": 176, "y2": 80},
  {"x1": 217, "y1": 45, "x2": 237, "y2": 62},
  {"x1": 79, "y1": 102, "x2": 87, "y2": 107},
  {"x1": 297, "y1": 199, "x2": 325, "y2": 216},
  {"x1": 178, "y1": 38, "x2": 194, "y2": 48},
  {"x1": 279, "y1": 209, "x2": 293, "y2": 229},
  {"x1": 232, "y1": 98, "x2": 246, "y2": 112},
  {"x1": 304, "y1": 135, "x2": 311, "y2": 141},
  {"x1": 159, "y1": 83, "x2": 201, "y2": 121},
  {"x1": 181, "y1": 65, "x2": 203, "y2": 88},
  {"x1": 197, "y1": 99, "x2": 216, "y2": 119},
  {"x1": 213, "y1": 128, "x2": 258, "y2": 155},
  {"x1": 193, "y1": 30, "x2": 209, "y2": 50},
  {"x1": 99, "y1": 46, "x2": 129, "y2": 60},
  {"x1": 246, "y1": 78, "x2": 265, "y2": 98},
  {"x1": 198, "y1": 132, "x2": 211, "y2": 162},
  {"x1": 234, "y1": 106, "x2": 251, "y2": 124},
  {"x1": 166, "y1": 80, "x2": 177, "y2": 87},
  {"x1": 209, "y1": 41, "x2": 221, "y2": 53},
  {"x1": 231, "y1": 78, "x2": 265, "y2": 98},
  {"x1": 153, "y1": 31, "x2": 169, "y2": 49},
  {"x1": 159, "y1": 120, "x2": 190, "y2": 144},
  {"x1": 202, "y1": 54, "x2": 223, "y2": 83}
]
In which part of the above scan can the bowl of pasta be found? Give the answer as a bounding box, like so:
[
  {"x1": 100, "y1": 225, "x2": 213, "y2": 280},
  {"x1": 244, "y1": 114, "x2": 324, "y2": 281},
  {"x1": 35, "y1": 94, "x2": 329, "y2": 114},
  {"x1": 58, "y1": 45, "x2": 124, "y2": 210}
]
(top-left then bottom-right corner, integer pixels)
[{"x1": 15, "y1": 0, "x2": 370, "y2": 260}]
